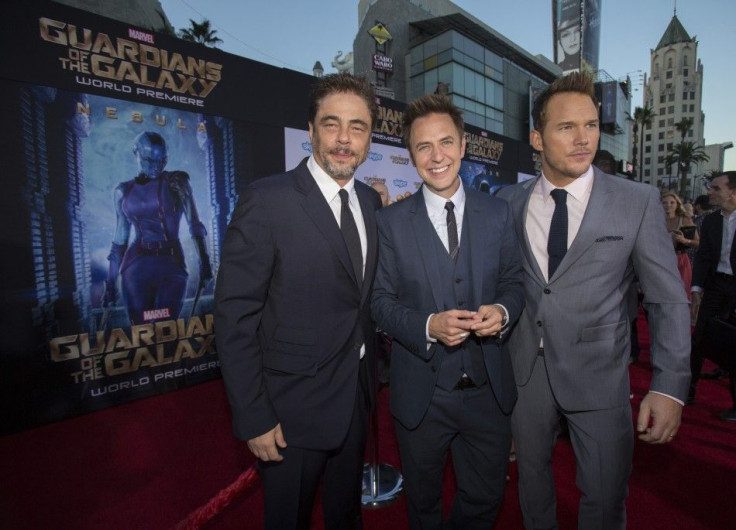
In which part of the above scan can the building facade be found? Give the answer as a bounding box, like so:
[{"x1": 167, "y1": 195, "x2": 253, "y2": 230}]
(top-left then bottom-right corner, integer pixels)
[
  {"x1": 641, "y1": 14, "x2": 705, "y2": 190},
  {"x1": 354, "y1": 0, "x2": 559, "y2": 143}
]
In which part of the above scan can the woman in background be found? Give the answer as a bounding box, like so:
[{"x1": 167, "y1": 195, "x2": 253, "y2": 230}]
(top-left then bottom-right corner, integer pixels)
[{"x1": 661, "y1": 192, "x2": 699, "y2": 301}]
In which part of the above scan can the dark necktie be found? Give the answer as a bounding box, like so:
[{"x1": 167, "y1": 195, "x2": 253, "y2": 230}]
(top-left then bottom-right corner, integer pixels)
[
  {"x1": 339, "y1": 189, "x2": 363, "y2": 285},
  {"x1": 548, "y1": 189, "x2": 568, "y2": 279},
  {"x1": 445, "y1": 201, "x2": 459, "y2": 261}
]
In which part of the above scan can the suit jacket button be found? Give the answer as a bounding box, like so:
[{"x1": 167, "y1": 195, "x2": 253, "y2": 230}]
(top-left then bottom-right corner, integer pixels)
[
  {"x1": 536, "y1": 321, "x2": 542, "y2": 327},
  {"x1": 431, "y1": 366, "x2": 436, "y2": 372},
  {"x1": 544, "y1": 288, "x2": 551, "y2": 294}
]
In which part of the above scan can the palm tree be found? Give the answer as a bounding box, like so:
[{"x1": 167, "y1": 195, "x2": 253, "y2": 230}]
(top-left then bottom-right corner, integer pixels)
[
  {"x1": 672, "y1": 117, "x2": 695, "y2": 184},
  {"x1": 633, "y1": 105, "x2": 656, "y2": 182},
  {"x1": 675, "y1": 117, "x2": 694, "y2": 143},
  {"x1": 665, "y1": 141, "x2": 710, "y2": 199},
  {"x1": 178, "y1": 19, "x2": 223, "y2": 48}
]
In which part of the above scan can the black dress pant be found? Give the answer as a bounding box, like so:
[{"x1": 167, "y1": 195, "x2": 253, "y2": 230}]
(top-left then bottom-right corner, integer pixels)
[{"x1": 259, "y1": 365, "x2": 369, "y2": 530}]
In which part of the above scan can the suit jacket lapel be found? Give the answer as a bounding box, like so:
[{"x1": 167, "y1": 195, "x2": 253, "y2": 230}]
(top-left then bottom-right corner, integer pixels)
[
  {"x1": 410, "y1": 190, "x2": 445, "y2": 312},
  {"x1": 356, "y1": 183, "x2": 378, "y2": 303},
  {"x1": 551, "y1": 169, "x2": 614, "y2": 280},
  {"x1": 293, "y1": 160, "x2": 359, "y2": 287},
  {"x1": 465, "y1": 190, "x2": 485, "y2": 301},
  {"x1": 516, "y1": 178, "x2": 546, "y2": 285}
]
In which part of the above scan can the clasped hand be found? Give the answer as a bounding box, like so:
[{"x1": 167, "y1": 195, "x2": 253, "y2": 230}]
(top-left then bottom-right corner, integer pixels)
[{"x1": 429, "y1": 305, "x2": 505, "y2": 346}]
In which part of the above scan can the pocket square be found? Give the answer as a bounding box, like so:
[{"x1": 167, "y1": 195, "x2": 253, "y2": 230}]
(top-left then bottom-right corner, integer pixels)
[{"x1": 595, "y1": 235, "x2": 624, "y2": 242}]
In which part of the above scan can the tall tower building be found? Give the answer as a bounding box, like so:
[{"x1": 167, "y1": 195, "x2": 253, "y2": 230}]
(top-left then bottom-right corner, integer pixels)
[{"x1": 641, "y1": 13, "x2": 704, "y2": 190}]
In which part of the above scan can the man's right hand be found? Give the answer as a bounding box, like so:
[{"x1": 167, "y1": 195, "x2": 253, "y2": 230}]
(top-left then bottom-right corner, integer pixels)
[
  {"x1": 429, "y1": 310, "x2": 477, "y2": 347},
  {"x1": 247, "y1": 423, "x2": 287, "y2": 462}
]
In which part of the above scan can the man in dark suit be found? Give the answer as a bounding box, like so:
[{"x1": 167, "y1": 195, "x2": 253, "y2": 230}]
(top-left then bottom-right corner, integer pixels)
[
  {"x1": 689, "y1": 171, "x2": 736, "y2": 420},
  {"x1": 371, "y1": 94, "x2": 525, "y2": 529},
  {"x1": 214, "y1": 74, "x2": 382, "y2": 529},
  {"x1": 497, "y1": 72, "x2": 690, "y2": 529}
]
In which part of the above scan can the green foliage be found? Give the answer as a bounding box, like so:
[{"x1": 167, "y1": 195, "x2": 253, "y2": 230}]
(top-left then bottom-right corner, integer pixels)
[{"x1": 178, "y1": 19, "x2": 223, "y2": 48}]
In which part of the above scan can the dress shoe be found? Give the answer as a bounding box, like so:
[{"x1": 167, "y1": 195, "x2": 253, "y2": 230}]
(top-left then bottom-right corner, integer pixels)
[
  {"x1": 702, "y1": 368, "x2": 728, "y2": 380},
  {"x1": 718, "y1": 409, "x2": 736, "y2": 422}
]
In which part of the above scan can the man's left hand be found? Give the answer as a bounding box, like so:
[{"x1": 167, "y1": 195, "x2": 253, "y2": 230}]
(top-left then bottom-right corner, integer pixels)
[
  {"x1": 636, "y1": 392, "x2": 682, "y2": 444},
  {"x1": 469, "y1": 305, "x2": 505, "y2": 337}
]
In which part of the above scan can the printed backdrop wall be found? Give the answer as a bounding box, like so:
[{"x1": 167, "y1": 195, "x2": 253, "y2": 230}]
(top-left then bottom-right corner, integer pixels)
[{"x1": 0, "y1": 1, "x2": 535, "y2": 435}]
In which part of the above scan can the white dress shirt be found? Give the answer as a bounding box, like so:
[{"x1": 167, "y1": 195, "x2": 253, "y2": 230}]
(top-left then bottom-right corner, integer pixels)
[
  {"x1": 526, "y1": 167, "x2": 594, "y2": 282},
  {"x1": 307, "y1": 156, "x2": 368, "y2": 274}
]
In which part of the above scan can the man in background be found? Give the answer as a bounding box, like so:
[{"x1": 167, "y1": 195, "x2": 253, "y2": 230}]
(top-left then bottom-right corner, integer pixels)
[{"x1": 689, "y1": 171, "x2": 736, "y2": 420}]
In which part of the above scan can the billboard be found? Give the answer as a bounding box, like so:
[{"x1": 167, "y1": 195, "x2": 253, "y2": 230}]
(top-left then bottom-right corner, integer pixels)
[
  {"x1": 553, "y1": 0, "x2": 582, "y2": 73},
  {"x1": 553, "y1": 0, "x2": 602, "y2": 74}
]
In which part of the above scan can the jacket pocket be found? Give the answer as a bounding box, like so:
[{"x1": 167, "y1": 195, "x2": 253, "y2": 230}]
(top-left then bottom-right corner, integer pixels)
[
  {"x1": 263, "y1": 327, "x2": 318, "y2": 375},
  {"x1": 581, "y1": 320, "x2": 626, "y2": 342}
]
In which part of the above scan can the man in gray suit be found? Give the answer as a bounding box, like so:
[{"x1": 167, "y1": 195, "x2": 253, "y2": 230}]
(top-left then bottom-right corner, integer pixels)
[{"x1": 497, "y1": 72, "x2": 690, "y2": 529}]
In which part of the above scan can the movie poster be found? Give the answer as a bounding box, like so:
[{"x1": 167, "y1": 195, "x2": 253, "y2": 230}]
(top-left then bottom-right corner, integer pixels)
[
  {"x1": 0, "y1": 81, "x2": 237, "y2": 434},
  {"x1": 0, "y1": 1, "x2": 252, "y2": 434}
]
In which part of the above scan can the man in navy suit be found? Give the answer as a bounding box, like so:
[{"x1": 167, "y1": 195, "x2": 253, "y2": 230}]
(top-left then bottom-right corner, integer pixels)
[
  {"x1": 215, "y1": 74, "x2": 382, "y2": 529},
  {"x1": 371, "y1": 94, "x2": 525, "y2": 529}
]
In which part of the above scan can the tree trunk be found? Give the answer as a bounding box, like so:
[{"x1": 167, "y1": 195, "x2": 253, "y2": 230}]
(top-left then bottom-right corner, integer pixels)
[{"x1": 679, "y1": 167, "x2": 689, "y2": 199}]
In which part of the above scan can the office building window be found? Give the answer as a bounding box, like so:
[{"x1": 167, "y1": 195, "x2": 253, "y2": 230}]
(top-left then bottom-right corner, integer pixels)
[
  {"x1": 645, "y1": 146, "x2": 651, "y2": 153},
  {"x1": 645, "y1": 134, "x2": 651, "y2": 141}
]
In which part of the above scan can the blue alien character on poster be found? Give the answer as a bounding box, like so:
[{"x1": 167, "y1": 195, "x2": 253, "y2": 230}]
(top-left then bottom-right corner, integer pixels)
[
  {"x1": 459, "y1": 160, "x2": 503, "y2": 196},
  {"x1": 101, "y1": 131, "x2": 213, "y2": 325}
]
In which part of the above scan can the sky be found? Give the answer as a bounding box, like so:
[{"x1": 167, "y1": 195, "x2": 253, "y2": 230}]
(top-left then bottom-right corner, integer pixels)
[{"x1": 160, "y1": 0, "x2": 735, "y2": 170}]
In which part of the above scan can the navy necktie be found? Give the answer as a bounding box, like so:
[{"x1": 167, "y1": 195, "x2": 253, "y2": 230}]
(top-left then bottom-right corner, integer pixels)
[
  {"x1": 548, "y1": 189, "x2": 568, "y2": 279},
  {"x1": 339, "y1": 189, "x2": 363, "y2": 285},
  {"x1": 445, "y1": 201, "x2": 459, "y2": 261}
]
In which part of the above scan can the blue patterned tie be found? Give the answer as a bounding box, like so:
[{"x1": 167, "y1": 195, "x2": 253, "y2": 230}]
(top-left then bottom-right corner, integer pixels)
[{"x1": 548, "y1": 189, "x2": 568, "y2": 279}]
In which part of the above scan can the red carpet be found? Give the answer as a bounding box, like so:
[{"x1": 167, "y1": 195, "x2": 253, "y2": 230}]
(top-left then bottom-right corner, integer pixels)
[{"x1": 1, "y1": 316, "x2": 735, "y2": 529}]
